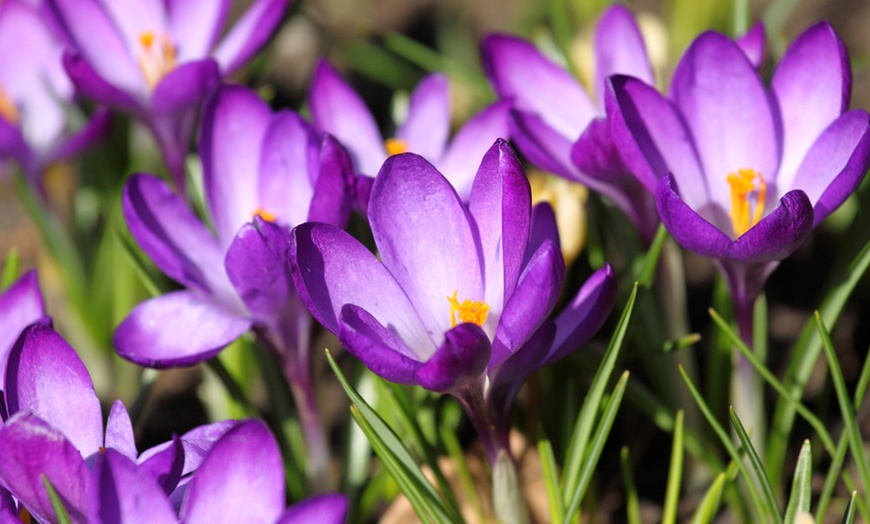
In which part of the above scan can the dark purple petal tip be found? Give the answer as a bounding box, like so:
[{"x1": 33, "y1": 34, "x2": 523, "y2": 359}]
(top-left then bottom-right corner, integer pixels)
[{"x1": 414, "y1": 323, "x2": 491, "y2": 393}]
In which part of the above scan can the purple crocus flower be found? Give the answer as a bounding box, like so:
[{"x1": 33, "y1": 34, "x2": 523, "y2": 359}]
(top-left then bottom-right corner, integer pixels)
[
  {"x1": 309, "y1": 59, "x2": 511, "y2": 209},
  {"x1": 0, "y1": 270, "x2": 47, "y2": 383},
  {"x1": 0, "y1": 0, "x2": 109, "y2": 187},
  {"x1": 114, "y1": 84, "x2": 354, "y2": 489},
  {"x1": 290, "y1": 139, "x2": 616, "y2": 463},
  {"x1": 605, "y1": 22, "x2": 870, "y2": 341},
  {"x1": 481, "y1": 6, "x2": 765, "y2": 244},
  {"x1": 46, "y1": 0, "x2": 289, "y2": 192}
]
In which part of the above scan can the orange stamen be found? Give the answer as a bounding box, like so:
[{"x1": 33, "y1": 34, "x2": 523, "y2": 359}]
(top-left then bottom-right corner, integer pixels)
[
  {"x1": 385, "y1": 138, "x2": 410, "y2": 156},
  {"x1": 254, "y1": 207, "x2": 277, "y2": 223},
  {"x1": 0, "y1": 83, "x2": 20, "y2": 125},
  {"x1": 726, "y1": 168, "x2": 767, "y2": 238},
  {"x1": 137, "y1": 31, "x2": 177, "y2": 90},
  {"x1": 447, "y1": 291, "x2": 490, "y2": 328}
]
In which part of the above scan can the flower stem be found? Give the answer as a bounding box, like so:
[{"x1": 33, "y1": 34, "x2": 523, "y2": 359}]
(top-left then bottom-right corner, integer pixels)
[
  {"x1": 286, "y1": 366, "x2": 332, "y2": 494},
  {"x1": 731, "y1": 291, "x2": 766, "y2": 453}
]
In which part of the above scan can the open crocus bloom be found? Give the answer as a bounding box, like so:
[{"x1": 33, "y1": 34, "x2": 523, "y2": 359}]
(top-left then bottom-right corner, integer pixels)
[
  {"x1": 0, "y1": 0, "x2": 109, "y2": 185},
  {"x1": 47, "y1": 0, "x2": 289, "y2": 191},
  {"x1": 0, "y1": 270, "x2": 47, "y2": 382},
  {"x1": 606, "y1": 22, "x2": 870, "y2": 311},
  {"x1": 309, "y1": 59, "x2": 511, "y2": 208}
]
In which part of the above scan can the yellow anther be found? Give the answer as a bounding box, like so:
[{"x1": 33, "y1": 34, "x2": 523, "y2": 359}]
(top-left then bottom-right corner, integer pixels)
[
  {"x1": 137, "y1": 31, "x2": 177, "y2": 90},
  {"x1": 447, "y1": 291, "x2": 490, "y2": 328},
  {"x1": 727, "y1": 168, "x2": 766, "y2": 238},
  {"x1": 385, "y1": 138, "x2": 410, "y2": 156},
  {"x1": 254, "y1": 207, "x2": 277, "y2": 223},
  {"x1": 139, "y1": 31, "x2": 156, "y2": 48},
  {"x1": 0, "y1": 83, "x2": 20, "y2": 125}
]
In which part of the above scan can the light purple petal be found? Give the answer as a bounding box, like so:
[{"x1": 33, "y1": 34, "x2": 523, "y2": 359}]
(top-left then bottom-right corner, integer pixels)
[
  {"x1": 104, "y1": 400, "x2": 137, "y2": 460},
  {"x1": 95, "y1": 0, "x2": 167, "y2": 53},
  {"x1": 0, "y1": 413, "x2": 92, "y2": 523},
  {"x1": 509, "y1": 109, "x2": 578, "y2": 180},
  {"x1": 772, "y1": 21, "x2": 851, "y2": 190},
  {"x1": 413, "y1": 323, "x2": 491, "y2": 393},
  {"x1": 525, "y1": 203, "x2": 559, "y2": 267},
  {"x1": 309, "y1": 59, "x2": 386, "y2": 176},
  {"x1": 180, "y1": 420, "x2": 285, "y2": 524},
  {"x1": 211, "y1": 0, "x2": 289, "y2": 74},
  {"x1": 138, "y1": 434, "x2": 185, "y2": 495},
  {"x1": 670, "y1": 32, "x2": 778, "y2": 218},
  {"x1": 290, "y1": 222, "x2": 433, "y2": 359},
  {"x1": 167, "y1": 0, "x2": 230, "y2": 62},
  {"x1": 790, "y1": 110, "x2": 870, "y2": 226},
  {"x1": 338, "y1": 304, "x2": 424, "y2": 384},
  {"x1": 277, "y1": 493, "x2": 348, "y2": 524},
  {"x1": 50, "y1": 109, "x2": 112, "y2": 162},
  {"x1": 123, "y1": 174, "x2": 230, "y2": 296},
  {"x1": 178, "y1": 420, "x2": 240, "y2": 475},
  {"x1": 549, "y1": 264, "x2": 617, "y2": 362},
  {"x1": 94, "y1": 450, "x2": 176, "y2": 524},
  {"x1": 594, "y1": 4, "x2": 653, "y2": 107},
  {"x1": 481, "y1": 34, "x2": 596, "y2": 138},
  {"x1": 113, "y1": 290, "x2": 252, "y2": 368},
  {"x1": 656, "y1": 174, "x2": 733, "y2": 259},
  {"x1": 438, "y1": 101, "x2": 511, "y2": 201},
  {"x1": 468, "y1": 140, "x2": 530, "y2": 324},
  {"x1": 200, "y1": 84, "x2": 272, "y2": 249},
  {"x1": 396, "y1": 74, "x2": 449, "y2": 161},
  {"x1": 225, "y1": 217, "x2": 291, "y2": 320},
  {"x1": 61, "y1": 50, "x2": 142, "y2": 112},
  {"x1": 736, "y1": 23, "x2": 765, "y2": 69},
  {"x1": 307, "y1": 134, "x2": 355, "y2": 228},
  {"x1": 151, "y1": 58, "x2": 220, "y2": 115},
  {"x1": 491, "y1": 239, "x2": 564, "y2": 368},
  {"x1": 0, "y1": 270, "x2": 45, "y2": 379},
  {"x1": 5, "y1": 324, "x2": 103, "y2": 456},
  {"x1": 369, "y1": 154, "x2": 483, "y2": 344}
]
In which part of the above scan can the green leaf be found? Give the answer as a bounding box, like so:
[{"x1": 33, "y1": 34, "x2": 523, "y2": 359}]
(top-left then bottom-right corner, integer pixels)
[
  {"x1": 783, "y1": 440, "x2": 812, "y2": 524},
  {"x1": 114, "y1": 227, "x2": 164, "y2": 298},
  {"x1": 42, "y1": 475, "x2": 72, "y2": 524},
  {"x1": 441, "y1": 422, "x2": 483, "y2": 522},
  {"x1": 661, "y1": 409, "x2": 685, "y2": 524},
  {"x1": 562, "y1": 370, "x2": 630, "y2": 524},
  {"x1": 729, "y1": 408, "x2": 781, "y2": 523},
  {"x1": 1, "y1": 248, "x2": 20, "y2": 289},
  {"x1": 636, "y1": 224, "x2": 668, "y2": 289},
  {"x1": 620, "y1": 447, "x2": 641, "y2": 524},
  {"x1": 562, "y1": 283, "x2": 638, "y2": 499},
  {"x1": 326, "y1": 350, "x2": 460, "y2": 523},
  {"x1": 690, "y1": 473, "x2": 727, "y2": 524},
  {"x1": 538, "y1": 430, "x2": 565, "y2": 524},
  {"x1": 843, "y1": 491, "x2": 858, "y2": 524}
]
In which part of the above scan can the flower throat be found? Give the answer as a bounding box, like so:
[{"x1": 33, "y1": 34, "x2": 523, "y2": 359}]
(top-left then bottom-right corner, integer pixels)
[{"x1": 727, "y1": 168, "x2": 766, "y2": 238}]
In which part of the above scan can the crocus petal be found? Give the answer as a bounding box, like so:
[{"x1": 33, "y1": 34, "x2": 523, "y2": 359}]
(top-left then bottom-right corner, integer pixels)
[
  {"x1": 656, "y1": 174, "x2": 733, "y2": 259},
  {"x1": 0, "y1": 118, "x2": 29, "y2": 164},
  {"x1": 438, "y1": 101, "x2": 511, "y2": 201},
  {"x1": 212, "y1": 0, "x2": 289, "y2": 74},
  {"x1": 369, "y1": 154, "x2": 483, "y2": 341},
  {"x1": 0, "y1": 413, "x2": 92, "y2": 524},
  {"x1": 167, "y1": 0, "x2": 230, "y2": 62},
  {"x1": 481, "y1": 34, "x2": 596, "y2": 139},
  {"x1": 123, "y1": 174, "x2": 228, "y2": 295},
  {"x1": 50, "y1": 109, "x2": 112, "y2": 162},
  {"x1": 414, "y1": 323, "x2": 492, "y2": 393},
  {"x1": 277, "y1": 493, "x2": 348, "y2": 524},
  {"x1": 307, "y1": 134, "x2": 355, "y2": 228},
  {"x1": 338, "y1": 304, "x2": 424, "y2": 384},
  {"x1": 525, "y1": 202, "x2": 560, "y2": 267},
  {"x1": 0, "y1": 270, "x2": 45, "y2": 378},
  {"x1": 396, "y1": 74, "x2": 450, "y2": 161},
  {"x1": 257, "y1": 110, "x2": 319, "y2": 227},
  {"x1": 104, "y1": 400, "x2": 137, "y2": 461},
  {"x1": 0, "y1": 487, "x2": 17, "y2": 521},
  {"x1": 225, "y1": 217, "x2": 291, "y2": 320},
  {"x1": 5, "y1": 325, "x2": 103, "y2": 456},
  {"x1": 309, "y1": 60, "x2": 386, "y2": 176},
  {"x1": 549, "y1": 264, "x2": 617, "y2": 362},
  {"x1": 96, "y1": 0, "x2": 167, "y2": 53},
  {"x1": 180, "y1": 420, "x2": 285, "y2": 524},
  {"x1": 290, "y1": 223, "x2": 433, "y2": 358},
  {"x1": 773, "y1": 21, "x2": 851, "y2": 189},
  {"x1": 491, "y1": 239, "x2": 564, "y2": 368},
  {"x1": 468, "y1": 139, "x2": 530, "y2": 320},
  {"x1": 594, "y1": 4, "x2": 653, "y2": 107},
  {"x1": 62, "y1": 51, "x2": 141, "y2": 112},
  {"x1": 94, "y1": 450, "x2": 176, "y2": 524},
  {"x1": 200, "y1": 84, "x2": 272, "y2": 248},
  {"x1": 509, "y1": 109, "x2": 577, "y2": 180},
  {"x1": 791, "y1": 110, "x2": 870, "y2": 225},
  {"x1": 177, "y1": 420, "x2": 240, "y2": 475},
  {"x1": 113, "y1": 290, "x2": 252, "y2": 368},
  {"x1": 736, "y1": 23, "x2": 766, "y2": 68},
  {"x1": 487, "y1": 320, "x2": 555, "y2": 415},
  {"x1": 670, "y1": 32, "x2": 778, "y2": 219},
  {"x1": 151, "y1": 59, "x2": 220, "y2": 115},
  {"x1": 49, "y1": 0, "x2": 144, "y2": 98},
  {"x1": 138, "y1": 435, "x2": 185, "y2": 495}
]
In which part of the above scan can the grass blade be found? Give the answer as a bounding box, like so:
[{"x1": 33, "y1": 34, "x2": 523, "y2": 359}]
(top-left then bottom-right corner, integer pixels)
[
  {"x1": 729, "y1": 408, "x2": 782, "y2": 522},
  {"x1": 620, "y1": 447, "x2": 641, "y2": 524},
  {"x1": 783, "y1": 439, "x2": 812, "y2": 524},
  {"x1": 842, "y1": 491, "x2": 857, "y2": 524},
  {"x1": 636, "y1": 224, "x2": 668, "y2": 289},
  {"x1": 662, "y1": 409, "x2": 685, "y2": 524},
  {"x1": 42, "y1": 475, "x2": 72, "y2": 524},
  {"x1": 1, "y1": 248, "x2": 20, "y2": 289},
  {"x1": 538, "y1": 430, "x2": 565, "y2": 523},
  {"x1": 690, "y1": 472, "x2": 727, "y2": 524}
]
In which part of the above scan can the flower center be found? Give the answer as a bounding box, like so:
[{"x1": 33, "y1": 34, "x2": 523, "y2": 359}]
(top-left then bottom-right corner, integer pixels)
[
  {"x1": 137, "y1": 31, "x2": 177, "y2": 90},
  {"x1": 385, "y1": 138, "x2": 409, "y2": 156},
  {"x1": 727, "y1": 168, "x2": 766, "y2": 238},
  {"x1": 447, "y1": 290, "x2": 490, "y2": 328},
  {"x1": 253, "y1": 207, "x2": 277, "y2": 223},
  {"x1": 0, "y1": 82, "x2": 20, "y2": 125}
]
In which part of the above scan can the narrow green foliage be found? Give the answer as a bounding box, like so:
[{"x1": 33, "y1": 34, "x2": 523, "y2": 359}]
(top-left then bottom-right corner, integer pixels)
[
  {"x1": 663, "y1": 333, "x2": 701, "y2": 353},
  {"x1": 1, "y1": 248, "x2": 20, "y2": 289},
  {"x1": 662, "y1": 409, "x2": 685, "y2": 524},
  {"x1": 42, "y1": 475, "x2": 72, "y2": 524},
  {"x1": 620, "y1": 447, "x2": 641, "y2": 524},
  {"x1": 562, "y1": 371, "x2": 630, "y2": 524},
  {"x1": 637, "y1": 224, "x2": 668, "y2": 288},
  {"x1": 326, "y1": 350, "x2": 461, "y2": 523},
  {"x1": 729, "y1": 408, "x2": 781, "y2": 523},
  {"x1": 538, "y1": 431, "x2": 565, "y2": 523},
  {"x1": 843, "y1": 492, "x2": 858, "y2": 524},
  {"x1": 562, "y1": 283, "x2": 638, "y2": 499},
  {"x1": 783, "y1": 440, "x2": 812, "y2": 524},
  {"x1": 115, "y1": 228, "x2": 164, "y2": 298},
  {"x1": 441, "y1": 423, "x2": 483, "y2": 522},
  {"x1": 547, "y1": 0, "x2": 581, "y2": 81},
  {"x1": 691, "y1": 472, "x2": 727, "y2": 524}
]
